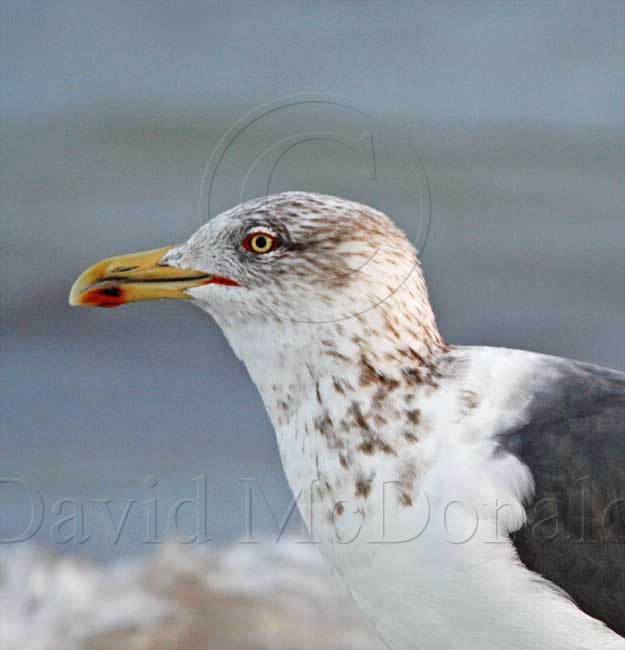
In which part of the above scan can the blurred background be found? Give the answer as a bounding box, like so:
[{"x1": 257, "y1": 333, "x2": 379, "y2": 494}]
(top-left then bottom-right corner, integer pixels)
[{"x1": 1, "y1": 2, "x2": 623, "y2": 648}]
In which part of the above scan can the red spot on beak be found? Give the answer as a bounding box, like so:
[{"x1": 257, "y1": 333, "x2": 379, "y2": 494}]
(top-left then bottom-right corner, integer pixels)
[{"x1": 82, "y1": 286, "x2": 127, "y2": 308}]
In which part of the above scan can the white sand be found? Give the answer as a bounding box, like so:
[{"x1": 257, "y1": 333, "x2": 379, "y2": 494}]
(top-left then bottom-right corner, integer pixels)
[{"x1": 0, "y1": 541, "x2": 383, "y2": 650}]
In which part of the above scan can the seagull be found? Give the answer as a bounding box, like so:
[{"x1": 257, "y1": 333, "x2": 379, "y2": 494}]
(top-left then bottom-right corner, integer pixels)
[{"x1": 70, "y1": 192, "x2": 624, "y2": 650}]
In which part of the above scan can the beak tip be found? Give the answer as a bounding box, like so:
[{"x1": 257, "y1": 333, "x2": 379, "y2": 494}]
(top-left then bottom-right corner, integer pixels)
[{"x1": 68, "y1": 283, "x2": 82, "y2": 306}]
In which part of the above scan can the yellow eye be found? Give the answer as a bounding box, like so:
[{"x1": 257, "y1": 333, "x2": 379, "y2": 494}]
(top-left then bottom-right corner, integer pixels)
[{"x1": 243, "y1": 232, "x2": 276, "y2": 254}]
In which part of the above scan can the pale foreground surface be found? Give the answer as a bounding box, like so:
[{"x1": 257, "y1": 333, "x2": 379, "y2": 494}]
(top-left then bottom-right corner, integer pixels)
[{"x1": 0, "y1": 542, "x2": 382, "y2": 650}]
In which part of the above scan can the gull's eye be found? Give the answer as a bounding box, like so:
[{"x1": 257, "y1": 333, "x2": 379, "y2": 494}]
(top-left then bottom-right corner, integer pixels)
[{"x1": 242, "y1": 232, "x2": 277, "y2": 254}]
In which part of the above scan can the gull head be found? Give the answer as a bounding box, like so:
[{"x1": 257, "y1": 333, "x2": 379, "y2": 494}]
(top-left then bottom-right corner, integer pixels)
[
  {"x1": 70, "y1": 192, "x2": 442, "y2": 375},
  {"x1": 71, "y1": 192, "x2": 423, "y2": 319}
]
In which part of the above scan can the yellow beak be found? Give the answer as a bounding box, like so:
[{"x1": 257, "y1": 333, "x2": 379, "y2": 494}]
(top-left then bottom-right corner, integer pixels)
[{"x1": 69, "y1": 245, "x2": 214, "y2": 308}]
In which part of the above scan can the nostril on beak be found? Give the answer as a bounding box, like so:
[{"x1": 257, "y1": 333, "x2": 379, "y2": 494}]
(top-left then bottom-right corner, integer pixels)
[{"x1": 113, "y1": 266, "x2": 139, "y2": 273}]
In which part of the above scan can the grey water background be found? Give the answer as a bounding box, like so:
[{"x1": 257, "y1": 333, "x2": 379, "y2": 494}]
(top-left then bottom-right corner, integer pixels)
[{"x1": 1, "y1": 2, "x2": 623, "y2": 561}]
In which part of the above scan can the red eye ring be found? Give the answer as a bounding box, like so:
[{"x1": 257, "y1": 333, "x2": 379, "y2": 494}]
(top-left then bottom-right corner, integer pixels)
[{"x1": 242, "y1": 232, "x2": 277, "y2": 254}]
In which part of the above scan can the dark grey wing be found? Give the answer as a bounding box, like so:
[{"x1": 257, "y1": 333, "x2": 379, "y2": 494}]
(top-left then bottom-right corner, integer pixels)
[{"x1": 497, "y1": 359, "x2": 625, "y2": 637}]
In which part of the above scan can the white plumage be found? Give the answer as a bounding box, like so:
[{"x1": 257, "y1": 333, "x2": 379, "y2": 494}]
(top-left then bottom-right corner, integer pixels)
[{"x1": 71, "y1": 192, "x2": 625, "y2": 649}]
